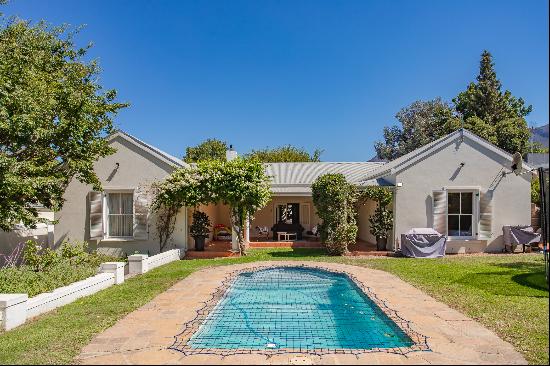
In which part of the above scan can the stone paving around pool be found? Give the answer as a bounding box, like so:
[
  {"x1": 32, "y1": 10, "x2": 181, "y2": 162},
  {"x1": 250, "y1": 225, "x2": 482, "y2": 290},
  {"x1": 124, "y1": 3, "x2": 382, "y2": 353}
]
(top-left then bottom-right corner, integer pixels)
[{"x1": 76, "y1": 261, "x2": 527, "y2": 365}]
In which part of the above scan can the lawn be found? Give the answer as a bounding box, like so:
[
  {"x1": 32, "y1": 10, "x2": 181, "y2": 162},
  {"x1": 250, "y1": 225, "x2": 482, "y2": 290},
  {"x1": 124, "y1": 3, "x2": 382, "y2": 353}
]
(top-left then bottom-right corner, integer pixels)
[{"x1": 0, "y1": 249, "x2": 547, "y2": 365}]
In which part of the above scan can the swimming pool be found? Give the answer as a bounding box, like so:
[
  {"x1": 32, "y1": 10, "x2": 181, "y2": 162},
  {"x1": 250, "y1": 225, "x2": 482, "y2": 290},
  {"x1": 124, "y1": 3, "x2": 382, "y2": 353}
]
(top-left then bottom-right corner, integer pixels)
[{"x1": 177, "y1": 266, "x2": 416, "y2": 353}]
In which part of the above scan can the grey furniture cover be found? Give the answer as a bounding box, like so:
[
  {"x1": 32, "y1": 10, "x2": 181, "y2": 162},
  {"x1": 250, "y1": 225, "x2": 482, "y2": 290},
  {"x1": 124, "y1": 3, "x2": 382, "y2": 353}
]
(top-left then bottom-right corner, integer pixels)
[
  {"x1": 503, "y1": 225, "x2": 541, "y2": 251},
  {"x1": 401, "y1": 228, "x2": 447, "y2": 258}
]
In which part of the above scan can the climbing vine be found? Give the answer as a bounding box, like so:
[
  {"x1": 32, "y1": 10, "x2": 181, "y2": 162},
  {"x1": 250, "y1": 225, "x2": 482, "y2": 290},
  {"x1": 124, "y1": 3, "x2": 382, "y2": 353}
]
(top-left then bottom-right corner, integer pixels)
[{"x1": 152, "y1": 158, "x2": 271, "y2": 255}]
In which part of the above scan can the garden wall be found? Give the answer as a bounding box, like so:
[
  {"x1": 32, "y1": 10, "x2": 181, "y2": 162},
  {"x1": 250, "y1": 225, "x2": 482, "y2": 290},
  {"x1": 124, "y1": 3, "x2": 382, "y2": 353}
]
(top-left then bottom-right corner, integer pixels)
[{"x1": 0, "y1": 248, "x2": 183, "y2": 331}]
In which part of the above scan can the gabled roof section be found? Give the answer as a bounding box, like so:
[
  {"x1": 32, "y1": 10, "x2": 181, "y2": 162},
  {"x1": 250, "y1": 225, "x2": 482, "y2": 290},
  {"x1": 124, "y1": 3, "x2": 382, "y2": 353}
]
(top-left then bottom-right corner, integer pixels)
[
  {"x1": 108, "y1": 130, "x2": 186, "y2": 168},
  {"x1": 362, "y1": 129, "x2": 532, "y2": 181}
]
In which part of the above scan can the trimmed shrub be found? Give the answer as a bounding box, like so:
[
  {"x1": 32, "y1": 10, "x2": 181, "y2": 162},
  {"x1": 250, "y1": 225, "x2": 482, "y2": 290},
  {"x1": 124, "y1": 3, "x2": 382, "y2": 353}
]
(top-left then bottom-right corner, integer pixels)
[{"x1": 312, "y1": 174, "x2": 358, "y2": 255}]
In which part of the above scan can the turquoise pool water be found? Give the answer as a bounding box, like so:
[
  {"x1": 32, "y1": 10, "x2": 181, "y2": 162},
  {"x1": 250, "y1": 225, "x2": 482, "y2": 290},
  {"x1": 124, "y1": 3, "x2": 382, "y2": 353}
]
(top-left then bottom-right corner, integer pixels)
[{"x1": 187, "y1": 266, "x2": 414, "y2": 351}]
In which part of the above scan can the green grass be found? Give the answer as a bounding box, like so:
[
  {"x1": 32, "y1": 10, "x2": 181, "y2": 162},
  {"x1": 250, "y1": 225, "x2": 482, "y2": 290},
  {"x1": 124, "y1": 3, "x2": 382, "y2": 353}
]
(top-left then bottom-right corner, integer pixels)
[{"x1": 0, "y1": 248, "x2": 547, "y2": 364}]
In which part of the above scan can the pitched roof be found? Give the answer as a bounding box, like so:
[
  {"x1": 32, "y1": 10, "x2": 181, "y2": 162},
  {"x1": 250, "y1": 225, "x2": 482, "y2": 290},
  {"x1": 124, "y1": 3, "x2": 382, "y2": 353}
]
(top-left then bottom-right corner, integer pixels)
[
  {"x1": 265, "y1": 162, "x2": 386, "y2": 194},
  {"x1": 362, "y1": 129, "x2": 533, "y2": 182},
  {"x1": 108, "y1": 130, "x2": 187, "y2": 168}
]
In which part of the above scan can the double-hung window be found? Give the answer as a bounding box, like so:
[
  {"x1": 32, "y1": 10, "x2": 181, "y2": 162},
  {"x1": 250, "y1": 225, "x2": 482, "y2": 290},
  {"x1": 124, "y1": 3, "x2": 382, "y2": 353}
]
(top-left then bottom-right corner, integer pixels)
[
  {"x1": 447, "y1": 191, "x2": 474, "y2": 238},
  {"x1": 107, "y1": 192, "x2": 134, "y2": 237}
]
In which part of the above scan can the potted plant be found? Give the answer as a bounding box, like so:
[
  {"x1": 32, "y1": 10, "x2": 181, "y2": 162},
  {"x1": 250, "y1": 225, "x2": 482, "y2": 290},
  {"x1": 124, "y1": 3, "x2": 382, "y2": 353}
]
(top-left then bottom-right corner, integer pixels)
[
  {"x1": 369, "y1": 206, "x2": 393, "y2": 251},
  {"x1": 190, "y1": 211, "x2": 211, "y2": 251}
]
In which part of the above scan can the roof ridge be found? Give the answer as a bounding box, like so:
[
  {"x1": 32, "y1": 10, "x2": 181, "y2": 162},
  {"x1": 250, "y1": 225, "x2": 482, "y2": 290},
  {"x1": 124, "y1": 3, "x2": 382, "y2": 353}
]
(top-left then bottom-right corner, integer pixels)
[{"x1": 109, "y1": 130, "x2": 186, "y2": 167}]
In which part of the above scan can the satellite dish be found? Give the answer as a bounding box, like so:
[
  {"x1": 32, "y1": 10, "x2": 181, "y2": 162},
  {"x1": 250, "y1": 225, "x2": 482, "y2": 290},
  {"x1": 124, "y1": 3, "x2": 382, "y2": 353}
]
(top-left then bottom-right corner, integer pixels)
[{"x1": 511, "y1": 152, "x2": 523, "y2": 175}]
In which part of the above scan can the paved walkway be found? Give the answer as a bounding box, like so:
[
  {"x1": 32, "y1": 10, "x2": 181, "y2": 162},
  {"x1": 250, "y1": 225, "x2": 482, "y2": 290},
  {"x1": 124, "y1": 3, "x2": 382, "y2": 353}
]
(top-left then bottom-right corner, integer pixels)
[{"x1": 77, "y1": 261, "x2": 526, "y2": 365}]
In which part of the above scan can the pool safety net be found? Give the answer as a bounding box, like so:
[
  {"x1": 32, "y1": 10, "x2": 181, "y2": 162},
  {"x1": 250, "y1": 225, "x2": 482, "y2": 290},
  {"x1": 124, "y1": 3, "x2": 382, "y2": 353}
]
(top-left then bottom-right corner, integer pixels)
[{"x1": 170, "y1": 265, "x2": 429, "y2": 356}]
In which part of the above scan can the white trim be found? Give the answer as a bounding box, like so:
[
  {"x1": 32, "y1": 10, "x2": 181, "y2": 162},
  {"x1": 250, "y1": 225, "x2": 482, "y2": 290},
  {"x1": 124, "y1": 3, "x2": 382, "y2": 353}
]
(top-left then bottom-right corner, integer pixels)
[
  {"x1": 108, "y1": 131, "x2": 186, "y2": 168},
  {"x1": 272, "y1": 192, "x2": 312, "y2": 197},
  {"x1": 446, "y1": 189, "x2": 478, "y2": 240},
  {"x1": 104, "y1": 189, "x2": 135, "y2": 240},
  {"x1": 443, "y1": 186, "x2": 481, "y2": 191}
]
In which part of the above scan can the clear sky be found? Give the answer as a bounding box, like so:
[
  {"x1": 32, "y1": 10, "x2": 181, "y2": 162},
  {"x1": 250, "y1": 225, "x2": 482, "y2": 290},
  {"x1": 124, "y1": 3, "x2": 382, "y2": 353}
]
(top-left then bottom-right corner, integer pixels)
[{"x1": 3, "y1": 0, "x2": 549, "y2": 161}]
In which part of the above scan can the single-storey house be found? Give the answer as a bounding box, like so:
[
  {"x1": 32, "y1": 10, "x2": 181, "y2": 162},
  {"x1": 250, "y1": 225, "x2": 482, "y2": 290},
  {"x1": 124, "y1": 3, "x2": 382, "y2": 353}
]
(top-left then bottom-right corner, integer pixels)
[{"x1": 51, "y1": 128, "x2": 532, "y2": 257}]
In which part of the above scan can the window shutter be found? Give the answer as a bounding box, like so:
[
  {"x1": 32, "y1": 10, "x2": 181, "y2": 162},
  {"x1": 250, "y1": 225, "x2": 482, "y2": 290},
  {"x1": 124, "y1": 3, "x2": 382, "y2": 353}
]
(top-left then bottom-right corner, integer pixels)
[
  {"x1": 478, "y1": 190, "x2": 493, "y2": 240},
  {"x1": 432, "y1": 190, "x2": 447, "y2": 235},
  {"x1": 300, "y1": 203, "x2": 311, "y2": 228},
  {"x1": 89, "y1": 191, "x2": 104, "y2": 240},
  {"x1": 133, "y1": 188, "x2": 149, "y2": 240}
]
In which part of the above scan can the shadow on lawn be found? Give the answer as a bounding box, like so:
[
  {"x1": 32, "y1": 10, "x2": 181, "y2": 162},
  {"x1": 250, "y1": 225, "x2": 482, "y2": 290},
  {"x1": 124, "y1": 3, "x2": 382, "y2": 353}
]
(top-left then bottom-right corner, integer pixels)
[
  {"x1": 494, "y1": 261, "x2": 549, "y2": 293},
  {"x1": 511, "y1": 272, "x2": 548, "y2": 293},
  {"x1": 456, "y1": 261, "x2": 548, "y2": 297},
  {"x1": 265, "y1": 248, "x2": 328, "y2": 258}
]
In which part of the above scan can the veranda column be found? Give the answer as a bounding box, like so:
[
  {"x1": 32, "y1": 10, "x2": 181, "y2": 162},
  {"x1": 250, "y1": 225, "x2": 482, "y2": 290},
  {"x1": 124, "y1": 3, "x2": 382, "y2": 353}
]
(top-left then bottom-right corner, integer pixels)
[
  {"x1": 231, "y1": 228, "x2": 239, "y2": 251},
  {"x1": 244, "y1": 214, "x2": 250, "y2": 246}
]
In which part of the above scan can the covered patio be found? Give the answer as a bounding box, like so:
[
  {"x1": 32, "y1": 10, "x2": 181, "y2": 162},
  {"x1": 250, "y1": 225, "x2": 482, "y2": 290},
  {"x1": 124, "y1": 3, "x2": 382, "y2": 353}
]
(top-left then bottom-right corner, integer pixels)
[{"x1": 184, "y1": 162, "x2": 395, "y2": 258}]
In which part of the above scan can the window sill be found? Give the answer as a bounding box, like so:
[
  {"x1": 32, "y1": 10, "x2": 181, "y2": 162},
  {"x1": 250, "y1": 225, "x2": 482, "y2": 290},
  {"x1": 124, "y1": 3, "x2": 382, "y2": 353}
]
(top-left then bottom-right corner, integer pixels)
[
  {"x1": 447, "y1": 238, "x2": 487, "y2": 243},
  {"x1": 101, "y1": 237, "x2": 135, "y2": 242}
]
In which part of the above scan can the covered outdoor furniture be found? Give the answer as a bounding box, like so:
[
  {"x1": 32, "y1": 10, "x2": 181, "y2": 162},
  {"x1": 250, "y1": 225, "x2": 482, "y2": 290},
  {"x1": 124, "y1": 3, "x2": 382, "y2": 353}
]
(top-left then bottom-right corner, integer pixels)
[
  {"x1": 271, "y1": 222, "x2": 304, "y2": 240},
  {"x1": 400, "y1": 228, "x2": 447, "y2": 258},
  {"x1": 503, "y1": 225, "x2": 541, "y2": 253}
]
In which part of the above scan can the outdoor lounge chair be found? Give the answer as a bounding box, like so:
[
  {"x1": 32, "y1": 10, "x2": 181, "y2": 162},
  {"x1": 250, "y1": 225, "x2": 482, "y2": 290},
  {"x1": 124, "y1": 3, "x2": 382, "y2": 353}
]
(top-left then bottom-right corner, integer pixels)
[
  {"x1": 304, "y1": 225, "x2": 320, "y2": 240},
  {"x1": 255, "y1": 226, "x2": 270, "y2": 240}
]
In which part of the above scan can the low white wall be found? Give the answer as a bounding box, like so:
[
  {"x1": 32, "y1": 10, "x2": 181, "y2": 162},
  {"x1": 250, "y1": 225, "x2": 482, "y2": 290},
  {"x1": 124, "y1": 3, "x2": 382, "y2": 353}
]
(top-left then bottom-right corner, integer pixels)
[
  {"x1": 148, "y1": 249, "x2": 182, "y2": 270},
  {"x1": 128, "y1": 248, "x2": 183, "y2": 275},
  {"x1": 0, "y1": 249, "x2": 183, "y2": 331},
  {"x1": 26, "y1": 273, "x2": 115, "y2": 319}
]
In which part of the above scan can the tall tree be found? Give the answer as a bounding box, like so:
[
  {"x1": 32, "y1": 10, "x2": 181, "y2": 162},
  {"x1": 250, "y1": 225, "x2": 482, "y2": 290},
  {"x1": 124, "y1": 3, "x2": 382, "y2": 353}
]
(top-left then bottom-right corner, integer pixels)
[
  {"x1": 453, "y1": 50, "x2": 532, "y2": 125},
  {"x1": 374, "y1": 98, "x2": 461, "y2": 160},
  {"x1": 183, "y1": 138, "x2": 227, "y2": 163},
  {"x1": 0, "y1": 20, "x2": 127, "y2": 231},
  {"x1": 453, "y1": 50, "x2": 532, "y2": 154},
  {"x1": 245, "y1": 145, "x2": 323, "y2": 162}
]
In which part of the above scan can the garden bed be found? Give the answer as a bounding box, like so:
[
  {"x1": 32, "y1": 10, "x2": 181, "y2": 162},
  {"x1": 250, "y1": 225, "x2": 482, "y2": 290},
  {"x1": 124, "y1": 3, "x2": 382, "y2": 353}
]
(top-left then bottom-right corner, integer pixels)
[{"x1": 0, "y1": 241, "x2": 118, "y2": 298}]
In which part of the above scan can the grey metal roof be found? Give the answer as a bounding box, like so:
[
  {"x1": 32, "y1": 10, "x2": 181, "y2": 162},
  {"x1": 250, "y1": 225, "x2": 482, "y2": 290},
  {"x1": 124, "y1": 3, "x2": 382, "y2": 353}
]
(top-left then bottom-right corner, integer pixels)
[{"x1": 265, "y1": 162, "x2": 386, "y2": 194}]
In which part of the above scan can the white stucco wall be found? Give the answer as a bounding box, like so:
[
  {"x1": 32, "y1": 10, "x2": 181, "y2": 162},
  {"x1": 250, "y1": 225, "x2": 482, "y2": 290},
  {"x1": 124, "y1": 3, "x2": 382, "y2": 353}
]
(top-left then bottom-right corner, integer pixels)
[
  {"x1": 392, "y1": 136, "x2": 531, "y2": 253},
  {"x1": 54, "y1": 136, "x2": 188, "y2": 257},
  {"x1": 357, "y1": 199, "x2": 378, "y2": 244}
]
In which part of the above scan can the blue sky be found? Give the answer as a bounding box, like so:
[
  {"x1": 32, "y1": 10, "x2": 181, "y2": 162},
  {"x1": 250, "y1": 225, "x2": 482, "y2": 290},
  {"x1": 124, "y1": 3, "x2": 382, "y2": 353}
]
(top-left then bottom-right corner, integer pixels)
[{"x1": 3, "y1": 0, "x2": 549, "y2": 161}]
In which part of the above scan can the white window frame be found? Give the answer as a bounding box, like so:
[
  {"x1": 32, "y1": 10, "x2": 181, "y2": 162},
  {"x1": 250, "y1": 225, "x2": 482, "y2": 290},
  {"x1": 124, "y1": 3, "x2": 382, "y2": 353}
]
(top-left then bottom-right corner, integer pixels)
[
  {"x1": 103, "y1": 189, "x2": 135, "y2": 239},
  {"x1": 446, "y1": 189, "x2": 478, "y2": 240}
]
